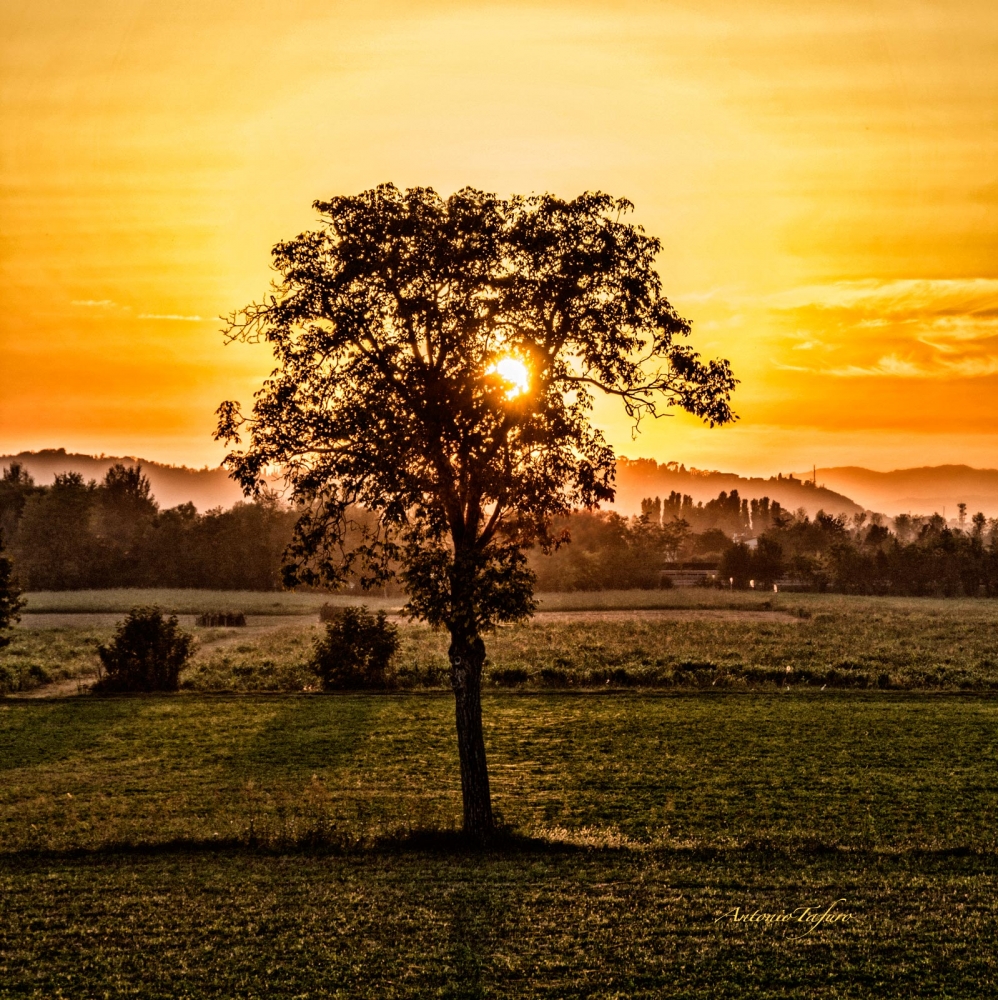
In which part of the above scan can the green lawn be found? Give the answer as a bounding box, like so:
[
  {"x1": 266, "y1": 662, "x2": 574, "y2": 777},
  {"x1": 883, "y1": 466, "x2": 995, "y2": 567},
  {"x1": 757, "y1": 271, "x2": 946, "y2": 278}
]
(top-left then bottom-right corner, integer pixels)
[{"x1": 1, "y1": 694, "x2": 996, "y2": 997}]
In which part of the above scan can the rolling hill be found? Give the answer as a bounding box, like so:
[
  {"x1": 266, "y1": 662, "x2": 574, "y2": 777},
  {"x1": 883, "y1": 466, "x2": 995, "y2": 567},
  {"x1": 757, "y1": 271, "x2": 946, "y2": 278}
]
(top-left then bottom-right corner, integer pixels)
[
  {"x1": 798, "y1": 465, "x2": 998, "y2": 519},
  {"x1": 610, "y1": 458, "x2": 864, "y2": 519},
  {"x1": 7, "y1": 450, "x2": 993, "y2": 522}
]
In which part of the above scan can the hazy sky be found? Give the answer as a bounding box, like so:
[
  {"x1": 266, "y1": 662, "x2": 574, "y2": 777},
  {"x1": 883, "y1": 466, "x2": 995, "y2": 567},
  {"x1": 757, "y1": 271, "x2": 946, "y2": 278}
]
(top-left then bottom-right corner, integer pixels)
[{"x1": 2, "y1": 0, "x2": 996, "y2": 473}]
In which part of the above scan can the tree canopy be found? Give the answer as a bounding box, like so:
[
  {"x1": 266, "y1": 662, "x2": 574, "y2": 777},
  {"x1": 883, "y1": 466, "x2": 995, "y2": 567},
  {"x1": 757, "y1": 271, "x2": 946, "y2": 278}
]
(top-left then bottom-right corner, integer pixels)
[{"x1": 216, "y1": 184, "x2": 737, "y2": 837}]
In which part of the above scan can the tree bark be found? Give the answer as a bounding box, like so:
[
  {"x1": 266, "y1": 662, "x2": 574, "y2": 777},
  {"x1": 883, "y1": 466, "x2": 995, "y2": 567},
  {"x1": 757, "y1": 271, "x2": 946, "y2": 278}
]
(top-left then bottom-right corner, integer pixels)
[{"x1": 448, "y1": 628, "x2": 494, "y2": 840}]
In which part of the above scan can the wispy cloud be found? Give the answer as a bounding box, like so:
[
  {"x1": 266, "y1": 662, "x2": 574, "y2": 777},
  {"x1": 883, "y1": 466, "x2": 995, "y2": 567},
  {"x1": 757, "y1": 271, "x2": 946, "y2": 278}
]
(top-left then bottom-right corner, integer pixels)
[
  {"x1": 823, "y1": 353, "x2": 998, "y2": 379},
  {"x1": 768, "y1": 278, "x2": 998, "y2": 314},
  {"x1": 71, "y1": 299, "x2": 117, "y2": 308},
  {"x1": 138, "y1": 313, "x2": 206, "y2": 322},
  {"x1": 825, "y1": 354, "x2": 926, "y2": 378},
  {"x1": 760, "y1": 279, "x2": 998, "y2": 380}
]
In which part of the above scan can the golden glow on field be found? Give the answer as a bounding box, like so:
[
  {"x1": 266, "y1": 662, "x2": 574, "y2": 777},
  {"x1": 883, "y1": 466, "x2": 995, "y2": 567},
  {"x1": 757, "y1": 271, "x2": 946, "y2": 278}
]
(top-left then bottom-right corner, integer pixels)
[
  {"x1": 488, "y1": 357, "x2": 530, "y2": 399},
  {"x1": 1, "y1": 1, "x2": 996, "y2": 473}
]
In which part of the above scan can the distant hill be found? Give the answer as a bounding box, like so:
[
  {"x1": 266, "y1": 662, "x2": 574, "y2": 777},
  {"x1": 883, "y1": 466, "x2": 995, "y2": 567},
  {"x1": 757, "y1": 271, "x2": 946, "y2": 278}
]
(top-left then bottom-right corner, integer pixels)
[
  {"x1": 3, "y1": 449, "x2": 877, "y2": 521},
  {"x1": 798, "y1": 465, "x2": 998, "y2": 519},
  {"x1": 0, "y1": 449, "x2": 247, "y2": 511},
  {"x1": 610, "y1": 458, "x2": 864, "y2": 519}
]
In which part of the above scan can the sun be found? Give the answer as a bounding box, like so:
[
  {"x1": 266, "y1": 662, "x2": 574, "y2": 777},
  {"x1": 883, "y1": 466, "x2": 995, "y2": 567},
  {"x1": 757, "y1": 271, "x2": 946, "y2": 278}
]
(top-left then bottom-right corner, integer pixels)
[{"x1": 488, "y1": 357, "x2": 530, "y2": 398}]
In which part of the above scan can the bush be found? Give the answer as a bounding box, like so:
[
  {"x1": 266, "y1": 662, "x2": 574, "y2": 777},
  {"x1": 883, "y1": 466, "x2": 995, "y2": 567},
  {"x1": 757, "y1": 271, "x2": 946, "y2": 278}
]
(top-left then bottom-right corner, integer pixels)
[
  {"x1": 96, "y1": 607, "x2": 194, "y2": 692},
  {"x1": 0, "y1": 533, "x2": 25, "y2": 651},
  {"x1": 490, "y1": 666, "x2": 529, "y2": 687},
  {"x1": 195, "y1": 611, "x2": 246, "y2": 627},
  {"x1": 311, "y1": 606, "x2": 399, "y2": 689}
]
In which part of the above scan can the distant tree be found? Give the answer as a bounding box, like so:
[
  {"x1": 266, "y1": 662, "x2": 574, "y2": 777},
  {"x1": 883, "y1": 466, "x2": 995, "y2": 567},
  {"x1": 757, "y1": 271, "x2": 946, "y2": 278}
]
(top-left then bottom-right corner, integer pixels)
[
  {"x1": 719, "y1": 541, "x2": 752, "y2": 587},
  {"x1": 13, "y1": 472, "x2": 99, "y2": 589},
  {"x1": 216, "y1": 184, "x2": 736, "y2": 838},
  {"x1": 691, "y1": 527, "x2": 729, "y2": 557},
  {"x1": 751, "y1": 536, "x2": 784, "y2": 587},
  {"x1": 893, "y1": 513, "x2": 915, "y2": 544},
  {"x1": 0, "y1": 463, "x2": 39, "y2": 545},
  {"x1": 92, "y1": 465, "x2": 159, "y2": 586}
]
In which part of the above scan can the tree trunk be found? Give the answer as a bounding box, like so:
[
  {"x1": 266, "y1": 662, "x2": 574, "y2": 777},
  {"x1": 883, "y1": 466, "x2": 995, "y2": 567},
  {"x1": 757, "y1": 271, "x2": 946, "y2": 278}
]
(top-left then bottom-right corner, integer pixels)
[{"x1": 448, "y1": 628, "x2": 494, "y2": 840}]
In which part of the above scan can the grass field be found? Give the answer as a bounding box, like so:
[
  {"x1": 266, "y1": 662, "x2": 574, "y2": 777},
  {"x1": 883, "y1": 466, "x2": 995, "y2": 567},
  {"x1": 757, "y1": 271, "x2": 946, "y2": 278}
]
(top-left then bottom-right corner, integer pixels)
[
  {"x1": 22, "y1": 588, "x2": 398, "y2": 616},
  {"x1": 6, "y1": 589, "x2": 998, "y2": 694},
  {"x1": 24, "y1": 585, "x2": 998, "y2": 616},
  {"x1": 1, "y1": 694, "x2": 996, "y2": 997}
]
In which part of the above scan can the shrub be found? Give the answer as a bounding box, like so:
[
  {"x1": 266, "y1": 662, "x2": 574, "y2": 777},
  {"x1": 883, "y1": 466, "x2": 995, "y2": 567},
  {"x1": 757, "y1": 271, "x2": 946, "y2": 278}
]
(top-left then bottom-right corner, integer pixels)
[
  {"x1": 0, "y1": 534, "x2": 25, "y2": 651},
  {"x1": 490, "y1": 666, "x2": 529, "y2": 687},
  {"x1": 311, "y1": 605, "x2": 399, "y2": 689},
  {"x1": 195, "y1": 611, "x2": 246, "y2": 627},
  {"x1": 96, "y1": 607, "x2": 194, "y2": 692}
]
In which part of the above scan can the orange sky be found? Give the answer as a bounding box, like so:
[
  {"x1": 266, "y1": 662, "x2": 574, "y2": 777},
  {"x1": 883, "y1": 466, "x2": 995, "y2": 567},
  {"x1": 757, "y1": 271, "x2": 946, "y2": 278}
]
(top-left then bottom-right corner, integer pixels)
[{"x1": 2, "y1": 0, "x2": 996, "y2": 475}]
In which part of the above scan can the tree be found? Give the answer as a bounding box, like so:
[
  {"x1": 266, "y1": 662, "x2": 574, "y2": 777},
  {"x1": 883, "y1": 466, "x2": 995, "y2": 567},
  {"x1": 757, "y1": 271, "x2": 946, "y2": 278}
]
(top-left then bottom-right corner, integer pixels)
[
  {"x1": 216, "y1": 184, "x2": 736, "y2": 839},
  {"x1": 0, "y1": 463, "x2": 39, "y2": 546},
  {"x1": 719, "y1": 541, "x2": 753, "y2": 588},
  {"x1": 13, "y1": 472, "x2": 99, "y2": 590},
  {"x1": 92, "y1": 465, "x2": 159, "y2": 587}
]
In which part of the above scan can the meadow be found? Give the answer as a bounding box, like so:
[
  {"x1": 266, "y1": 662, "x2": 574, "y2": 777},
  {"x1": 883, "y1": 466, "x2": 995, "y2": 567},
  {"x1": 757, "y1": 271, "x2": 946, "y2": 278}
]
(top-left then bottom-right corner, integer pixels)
[
  {"x1": 2, "y1": 590, "x2": 997, "y2": 996},
  {"x1": 1, "y1": 694, "x2": 996, "y2": 997},
  {"x1": 5, "y1": 589, "x2": 998, "y2": 695}
]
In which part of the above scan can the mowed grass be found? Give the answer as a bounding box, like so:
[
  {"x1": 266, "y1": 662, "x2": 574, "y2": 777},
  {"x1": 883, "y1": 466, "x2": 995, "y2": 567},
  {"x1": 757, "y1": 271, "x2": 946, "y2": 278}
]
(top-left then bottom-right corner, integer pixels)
[
  {"x1": 4, "y1": 851, "x2": 994, "y2": 1000},
  {"x1": 0, "y1": 694, "x2": 996, "y2": 997},
  {"x1": 3, "y1": 695, "x2": 997, "y2": 853}
]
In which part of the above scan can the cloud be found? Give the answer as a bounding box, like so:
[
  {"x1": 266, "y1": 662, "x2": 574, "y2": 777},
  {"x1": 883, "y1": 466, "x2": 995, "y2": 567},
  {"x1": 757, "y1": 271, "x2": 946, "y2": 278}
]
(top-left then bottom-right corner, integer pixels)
[
  {"x1": 759, "y1": 279, "x2": 998, "y2": 380},
  {"x1": 823, "y1": 353, "x2": 998, "y2": 379},
  {"x1": 768, "y1": 279, "x2": 998, "y2": 315},
  {"x1": 825, "y1": 354, "x2": 926, "y2": 378},
  {"x1": 138, "y1": 313, "x2": 206, "y2": 322},
  {"x1": 71, "y1": 299, "x2": 117, "y2": 308}
]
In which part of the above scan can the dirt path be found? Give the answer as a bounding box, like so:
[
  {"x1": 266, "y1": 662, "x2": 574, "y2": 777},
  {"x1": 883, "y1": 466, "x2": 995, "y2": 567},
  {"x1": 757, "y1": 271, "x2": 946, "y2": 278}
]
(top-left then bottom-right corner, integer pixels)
[
  {"x1": 17, "y1": 676, "x2": 97, "y2": 699},
  {"x1": 193, "y1": 619, "x2": 315, "y2": 652},
  {"x1": 531, "y1": 608, "x2": 803, "y2": 624}
]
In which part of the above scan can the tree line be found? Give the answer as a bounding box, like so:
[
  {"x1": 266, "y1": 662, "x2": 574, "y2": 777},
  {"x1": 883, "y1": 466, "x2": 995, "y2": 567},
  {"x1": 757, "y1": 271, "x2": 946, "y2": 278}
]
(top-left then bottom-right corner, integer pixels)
[
  {"x1": 717, "y1": 506, "x2": 998, "y2": 596},
  {"x1": 0, "y1": 463, "x2": 297, "y2": 590},
  {"x1": 5, "y1": 461, "x2": 996, "y2": 597}
]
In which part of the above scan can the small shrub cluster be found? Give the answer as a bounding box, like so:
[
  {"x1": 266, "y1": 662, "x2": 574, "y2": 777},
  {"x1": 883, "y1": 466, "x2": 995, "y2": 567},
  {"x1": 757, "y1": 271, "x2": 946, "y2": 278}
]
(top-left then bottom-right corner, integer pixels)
[
  {"x1": 311, "y1": 606, "x2": 399, "y2": 689},
  {"x1": 96, "y1": 607, "x2": 194, "y2": 692},
  {"x1": 195, "y1": 611, "x2": 246, "y2": 627}
]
